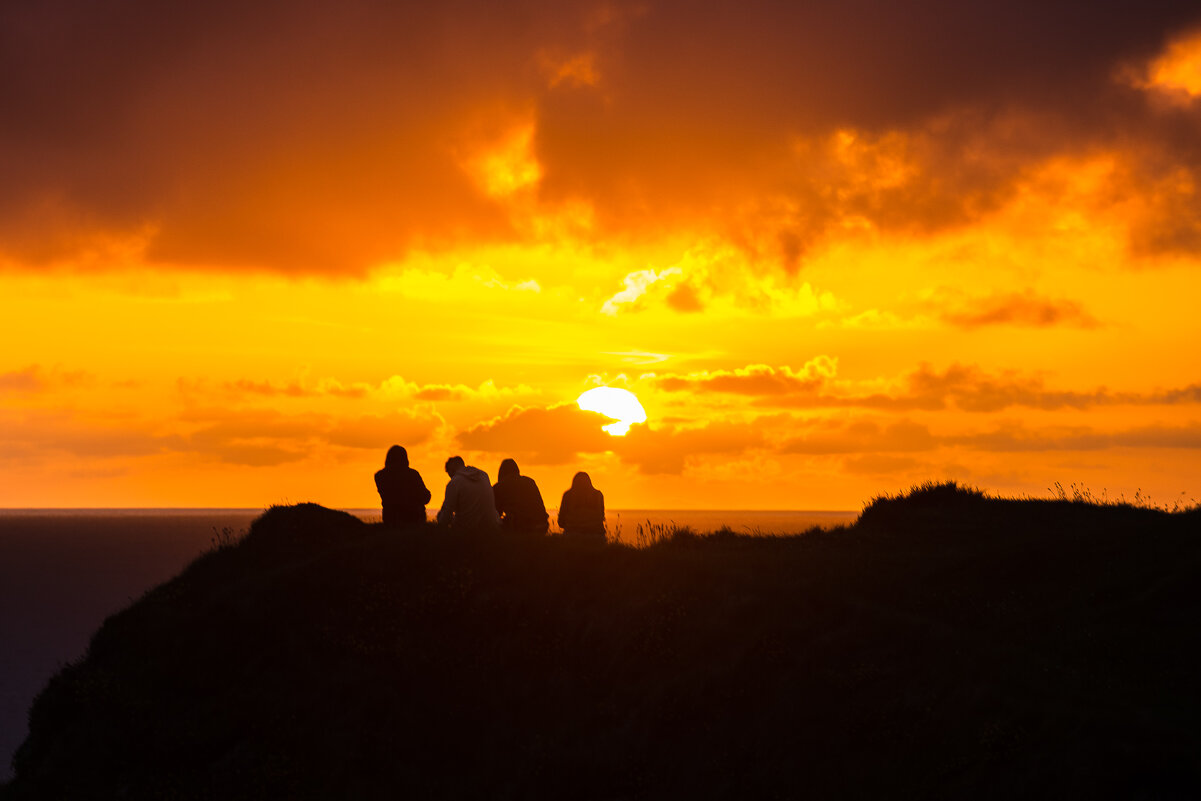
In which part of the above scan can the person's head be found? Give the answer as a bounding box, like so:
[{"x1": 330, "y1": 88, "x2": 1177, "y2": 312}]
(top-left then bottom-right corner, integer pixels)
[
  {"x1": 498, "y1": 458, "x2": 520, "y2": 481},
  {"x1": 445, "y1": 455, "x2": 465, "y2": 478},
  {"x1": 384, "y1": 445, "x2": 408, "y2": 469},
  {"x1": 571, "y1": 471, "x2": 594, "y2": 491}
]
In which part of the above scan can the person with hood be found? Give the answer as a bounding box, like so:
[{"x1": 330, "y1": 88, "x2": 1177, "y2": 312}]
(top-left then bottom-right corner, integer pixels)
[
  {"x1": 437, "y1": 455, "x2": 501, "y2": 530},
  {"x1": 493, "y1": 458, "x2": 549, "y2": 536},
  {"x1": 558, "y1": 471, "x2": 605, "y2": 542},
  {"x1": 374, "y1": 445, "x2": 431, "y2": 528}
]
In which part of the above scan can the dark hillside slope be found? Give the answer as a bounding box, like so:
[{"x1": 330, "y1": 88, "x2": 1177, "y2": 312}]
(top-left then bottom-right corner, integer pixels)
[{"x1": 4, "y1": 494, "x2": 1201, "y2": 799}]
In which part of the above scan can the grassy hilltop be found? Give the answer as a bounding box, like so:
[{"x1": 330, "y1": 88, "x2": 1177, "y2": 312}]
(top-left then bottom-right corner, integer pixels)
[{"x1": 4, "y1": 484, "x2": 1201, "y2": 799}]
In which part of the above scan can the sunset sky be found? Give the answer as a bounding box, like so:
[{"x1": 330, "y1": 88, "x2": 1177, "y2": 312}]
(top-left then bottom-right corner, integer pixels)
[{"x1": 3, "y1": 0, "x2": 1201, "y2": 510}]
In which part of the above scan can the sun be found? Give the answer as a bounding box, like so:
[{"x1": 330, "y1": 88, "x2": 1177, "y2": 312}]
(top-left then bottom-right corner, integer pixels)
[{"x1": 576, "y1": 387, "x2": 648, "y2": 436}]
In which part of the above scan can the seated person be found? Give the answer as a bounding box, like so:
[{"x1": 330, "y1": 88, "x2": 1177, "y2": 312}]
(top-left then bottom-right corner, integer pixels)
[
  {"x1": 558, "y1": 471, "x2": 605, "y2": 542},
  {"x1": 493, "y1": 458, "x2": 549, "y2": 536},
  {"x1": 436, "y1": 455, "x2": 500, "y2": 531},
  {"x1": 374, "y1": 445, "x2": 431, "y2": 528}
]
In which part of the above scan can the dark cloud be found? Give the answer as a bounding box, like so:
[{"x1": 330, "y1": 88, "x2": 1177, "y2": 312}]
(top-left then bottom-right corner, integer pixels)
[
  {"x1": 535, "y1": 1, "x2": 1201, "y2": 265},
  {"x1": 180, "y1": 407, "x2": 438, "y2": 464},
  {"x1": 955, "y1": 422, "x2": 1201, "y2": 452},
  {"x1": 1153, "y1": 384, "x2": 1201, "y2": 404},
  {"x1": 0, "y1": 403, "x2": 440, "y2": 468},
  {"x1": 616, "y1": 420, "x2": 768, "y2": 474},
  {"x1": 192, "y1": 374, "x2": 525, "y2": 404},
  {"x1": 0, "y1": 408, "x2": 182, "y2": 459},
  {"x1": 665, "y1": 282, "x2": 704, "y2": 313},
  {"x1": 842, "y1": 454, "x2": 923, "y2": 476},
  {"x1": 776, "y1": 415, "x2": 1201, "y2": 459},
  {"x1": 325, "y1": 412, "x2": 438, "y2": 451},
  {"x1": 413, "y1": 387, "x2": 469, "y2": 402},
  {"x1": 2, "y1": 0, "x2": 1200, "y2": 273},
  {"x1": 225, "y1": 379, "x2": 369, "y2": 399},
  {"x1": 458, "y1": 403, "x2": 617, "y2": 463},
  {"x1": 0, "y1": 364, "x2": 92, "y2": 394},
  {"x1": 0, "y1": 0, "x2": 571, "y2": 271},
  {"x1": 902, "y1": 363, "x2": 1106, "y2": 413},
  {"x1": 457, "y1": 402, "x2": 774, "y2": 473},
  {"x1": 941, "y1": 291, "x2": 1102, "y2": 329},
  {"x1": 892, "y1": 364, "x2": 1201, "y2": 412},
  {"x1": 669, "y1": 361, "x2": 1201, "y2": 413},
  {"x1": 179, "y1": 408, "x2": 322, "y2": 442},
  {"x1": 0, "y1": 366, "x2": 42, "y2": 393},
  {"x1": 782, "y1": 420, "x2": 938, "y2": 455},
  {"x1": 656, "y1": 359, "x2": 836, "y2": 396},
  {"x1": 1120, "y1": 145, "x2": 1201, "y2": 258},
  {"x1": 192, "y1": 442, "x2": 307, "y2": 468}
]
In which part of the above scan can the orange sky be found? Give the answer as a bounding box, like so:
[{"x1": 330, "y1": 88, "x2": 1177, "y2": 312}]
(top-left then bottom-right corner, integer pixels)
[{"x1": 3, "y1": 1, "x2": 1201, "y2": 510}]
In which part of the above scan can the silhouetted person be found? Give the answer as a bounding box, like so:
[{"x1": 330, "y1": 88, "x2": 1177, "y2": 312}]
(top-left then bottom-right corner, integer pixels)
[
  {"x1": 374, "y1": 445, "x2": 431, "y2": 528},
  {"x1": 437, "y1": 455, "x2": 500, "y2": 530},
  {"x1": 558, "y1": 471, "x2": 605, "y2": 543},
  {"x1": 493, "y1": 458, "x2": 549, "y2": 536}
]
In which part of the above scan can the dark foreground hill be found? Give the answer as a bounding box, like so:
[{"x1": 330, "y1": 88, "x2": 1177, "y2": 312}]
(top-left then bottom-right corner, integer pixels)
[{"x1": 4, "y1": 486, "x2": 1201, "y2": 799}]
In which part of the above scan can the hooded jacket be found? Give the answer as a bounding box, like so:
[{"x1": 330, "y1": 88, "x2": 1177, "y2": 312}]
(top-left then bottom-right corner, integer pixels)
[{"x1": 437, "y1": 465, "x2": 501, "y2": 530}]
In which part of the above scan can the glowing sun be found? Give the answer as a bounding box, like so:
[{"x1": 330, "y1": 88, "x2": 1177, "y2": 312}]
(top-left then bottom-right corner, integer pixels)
[{"x1": 577, "y1": 387, "x2": 648, "y2": 436}]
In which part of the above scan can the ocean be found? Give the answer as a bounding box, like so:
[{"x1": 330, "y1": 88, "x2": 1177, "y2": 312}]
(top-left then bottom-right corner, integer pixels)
[{"x1": 0, "y1": 507, "x2": 857, "y2": 779}]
